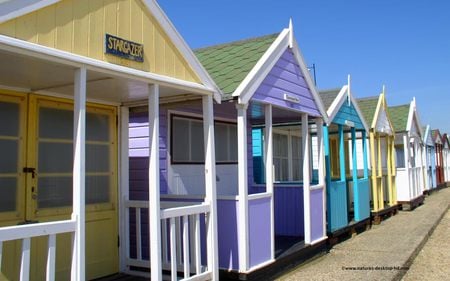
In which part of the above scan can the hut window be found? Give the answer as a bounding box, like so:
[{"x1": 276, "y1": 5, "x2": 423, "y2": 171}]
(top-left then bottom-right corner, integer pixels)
[
  {"x1": 329, "y1": 137, "x2": 340, "y2": 179},
  {"x1": 171, "y1": 115, "x2": 237, "y2": 164},
  {"x1": 273, "y1": 129, "x2": 303, "y2": 182},
  {"x1": 395, "y1": 145, "x2": 405, "y2": 168}
]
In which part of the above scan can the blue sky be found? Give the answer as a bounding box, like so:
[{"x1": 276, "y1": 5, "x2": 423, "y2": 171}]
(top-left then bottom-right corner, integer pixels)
[{"x1": 159, "y1": 0, "x2": 450, "y2": 133}]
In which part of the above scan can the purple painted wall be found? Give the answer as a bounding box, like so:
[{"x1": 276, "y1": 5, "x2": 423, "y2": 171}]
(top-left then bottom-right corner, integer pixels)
[
  {"x1": 251, "y1": 49, "x2": 321, "y2": 117},
  {"x1": 273, "y1": 185, "x2": 304, "y2": 236},
  {"x1": 310, "y1": 188, "x2": 324, "y2": 242},
  {"x1": 248, "y1": 197, "x2": 272, "y2": 268},
  {"x1": 217, "y1": 199, "x2": 239, "y2": 270}
]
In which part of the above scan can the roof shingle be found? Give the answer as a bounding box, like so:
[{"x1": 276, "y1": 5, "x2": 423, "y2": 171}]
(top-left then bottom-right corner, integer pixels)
[
  {"x1": 388, "y1": 104, "x2": 409, "y2": 132},
  {"x1": 356, "y1": 96, "x2": 379, "y2": 126}
]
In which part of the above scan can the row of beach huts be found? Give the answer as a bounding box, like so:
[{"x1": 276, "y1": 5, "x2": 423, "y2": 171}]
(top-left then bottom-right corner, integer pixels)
[{"x1": 0, "y1": 1, "x2": 448, "y2": 281}]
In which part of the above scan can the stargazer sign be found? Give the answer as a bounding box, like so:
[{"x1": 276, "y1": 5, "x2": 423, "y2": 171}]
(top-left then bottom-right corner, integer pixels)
[{"x1": 105, "y1": 34, "x2": 144, "y2": 62}]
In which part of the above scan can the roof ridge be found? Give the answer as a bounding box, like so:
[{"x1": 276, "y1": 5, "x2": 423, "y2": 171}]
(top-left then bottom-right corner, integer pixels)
[
  {"x1": 194, "y1": 33, "x2": 280, "y2": 53},
  {"x1": 389, "y1": 104, "x2": 409, "y2": 108},
  {"x1": 357, "y1": 95, "x2": 379, "y2": 101}
]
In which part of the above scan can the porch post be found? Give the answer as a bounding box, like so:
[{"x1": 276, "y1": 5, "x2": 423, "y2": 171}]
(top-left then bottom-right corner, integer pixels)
[
  {"x1": 148, "y1": 84, "x2": 162, "y2": 281},
  {"x1": 403, "y1": 134, "x2": 411, "y2": 200},
  {"x1": 72, "y1": 67, "x2": 86, "y2": 281},
  {"x1": 338, "y1": 125, "x2": 346, "y2": 182},
  {"x1": 202, "y1": 95, "x2": 219, "y2": 279},
  {"x1": 351, "y1": 127, "x2": 359, "y2": 220},
  {"x1": 386, "y1": 136, "x2": 393, "y2": 205},
  {"x1": 369, "y1": 131, "x2": 378, "y2": 211},
  {"x1": 390, "y1": 136, "x2": 397, "y2": 203},
  {"x1": 315, "y1": 118, "x2": 326, "y2": 237},
  {"x1": 377, "y1": 135, "x2": 384, "y2": 210},
  {"x1": 264, "y1": 104, "x2": 274, "y2": 259},
  {"x1": 362, "y1": 131, "x2": 369, "y2": 179},
  {"x1": 236, "y1": 103, "x2": 249, "y2": 271},
  {"x1": 302, "y1": 113, "x2": 311, "y2": 244},
  {"x1": 119, "y1": 107, "x2": 130, "y2": 272}
]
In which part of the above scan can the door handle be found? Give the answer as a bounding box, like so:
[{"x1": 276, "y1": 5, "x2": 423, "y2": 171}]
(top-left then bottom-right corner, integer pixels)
[{"x1": 23, "y1": 167, "x2": 36, "y2": 178}]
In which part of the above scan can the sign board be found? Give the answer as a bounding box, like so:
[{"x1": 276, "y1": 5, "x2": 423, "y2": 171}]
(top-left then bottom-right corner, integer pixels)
[
  {"x1": 283, "y1": 93, "x2": 300, "y2": 104},
  {"x1": 105, "y1": 34, "x2": 144, "y2": 62}
]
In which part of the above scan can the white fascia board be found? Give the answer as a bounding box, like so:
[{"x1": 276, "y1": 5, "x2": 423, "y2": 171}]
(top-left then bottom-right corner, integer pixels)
[
  {"x1": 326, "y1": 85, "x2": 348, "y2": 122},
  {"x1": 291, "y1": 39, "x2": 329, "y2": 123},
  {"x1": 414, "y1": 102, "x2": 424, "y2": 138},
  {"x1": 406, "y1": 100, "x2": 415, "y2": 134},
  {"x1": 234, "y1": 28, "x2": 290, "y2": 104},
  {"x1": 371, "y1": 95, "x2": 382, "y2": 129},
  {"x1": 350, "y1": 94, "x2": 370, "y2": 133},
  {"x1": 143, "y1": 0, "x2": 222, "y2": 103},
  {"x1": 0, "y1": 34, "x2": 214, "y2": 95},
  {"x1": 0, "y1": 0, "x2": 60, "y2": 24}
]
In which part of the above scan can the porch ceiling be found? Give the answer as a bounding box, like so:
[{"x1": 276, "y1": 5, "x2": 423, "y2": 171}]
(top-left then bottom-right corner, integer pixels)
[
  {"x1": 249, "y1": 102, "x2": 320, "y2": 126},
  {"x1": 0, "y1": 48, "x2": 201, "y2": 104}
]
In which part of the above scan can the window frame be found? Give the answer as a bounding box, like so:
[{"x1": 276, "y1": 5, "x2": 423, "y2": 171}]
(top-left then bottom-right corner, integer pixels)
[{"x1": 169, "y1": 113, "x2": 238, "y2": 165}]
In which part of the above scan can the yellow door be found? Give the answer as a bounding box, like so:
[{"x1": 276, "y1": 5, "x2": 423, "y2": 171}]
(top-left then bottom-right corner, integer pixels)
[{"x1": 0, "y1": 92, "x2": 119, "y2": 280}]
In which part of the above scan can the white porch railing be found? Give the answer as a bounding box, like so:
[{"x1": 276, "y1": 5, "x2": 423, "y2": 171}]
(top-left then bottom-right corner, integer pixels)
[
  {"x1": 409, "y1": 167, "x2": 422, "y2": 199},
  {"x1": 0, "y1": 220, "x2": 76, "y2": 281},
  {"x1": 124, "y1": 200, "x2": 211, "y2": 281}
]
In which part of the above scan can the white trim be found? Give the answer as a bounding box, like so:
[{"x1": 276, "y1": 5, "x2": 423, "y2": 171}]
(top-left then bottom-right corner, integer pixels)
[
  {"x1": 236, "y1": 103, "x2": 249, "y2": 272},
  {"x1": 248, "y1": 192, "x2": 272, "y2": 201},
  {"x1": 302, "y1": 113, "x2": 311, "y2": 244},
  {"x1": 148, "y1": 84, "x2": 162, "y2": 281},
  {"x1": 0, "y1": 0, "x2": 60, "y2": 24},
  {"x1": 264, "y1": 104, "x2": 275, "y2": 260},
  {"x1": 326, "y1": 86, "x2": 348, "y2": 121},
  {"x1": 119, "y1": 106, "x2": 130, "y2": 273},
  {"x1": 315, "y1": 118, "x2": 326, "y2": 238},
  {"x1": 71, "y1": 67, "x2": 87, "y2": 281},
  {"x1": 245, "y1": 259, "x2": 276, "y2": 273},
  {"x1": 142, "y1": 0, "x2": 222, "y2": 103},
  {"x1": 202, "y1": 94, "x2": 219, "y2": 280},
  {"x1": 308, "y1": 236, "x2": 328, "y2": 246},
  {"x1": 236, "y1": 29, "x2": 290, "y2": 104},
  {"x1": 0, "y1": 35, "x2": 215, "y2": 96},
  {"x1": 291, "y1": 39, "x2": 329, "y2": 123}
]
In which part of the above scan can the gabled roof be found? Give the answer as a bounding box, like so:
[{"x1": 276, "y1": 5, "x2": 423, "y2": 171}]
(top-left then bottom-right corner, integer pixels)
[
  {"x1": 388, "y1": 104, "x2": 409, "y2": 132},
  {"x1": 443, "y1": 133, "x2": 450, "y2": 148},
  {"x1": 432, "y1": 129, "x2": 443, "y2": 144},
  {"x1": 195, "y1": 34, "x2": 278, "y2": 100},
  {"x1": 195, "y1": 21, "x2": 328, "y2": 122},
  {"x1": 319, "y1": 83, "x2": 369, "y2": 132},
  {"x1": 356, "y1": 96, "x2": 379, "y2": 126},
  {"x1": 423, "y1": 125, "x2": 435, "y2": 146},
  {"x1": 0, "y1": 0, "x2": 222, "y2": 101}
]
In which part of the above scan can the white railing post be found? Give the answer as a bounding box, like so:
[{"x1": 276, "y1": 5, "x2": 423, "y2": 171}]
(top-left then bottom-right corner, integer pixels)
[
  {"x1": 302, "y1": 113, "x2": 311, "y2": 244},
  {"x1": 316, "y1": 118, "x2": 326, "y2": 237},
  {"x1": 46, "y1": 234, "x2": 56, "y2": 281},
  {"x1": 148, "y1": 84, "x2": 162, "y2": 281},
  {"x1": 236, "y1": 103, "x2": 249, "y2": 271},
  {"x1": 72, "y1": 67, "x2": 86, "y2": 281},
  {"x1": 203, "y1": 95, "x2": 219, "y2": 278},
  {"x1": 119, "y1": 106, "x2": 130, "y2": 272},
  {"x1": 20, "y1": 238, "x2": 31, "y2": 281},
  {"x1": 403, "y1": 134, "x2": 411, "y2": 200},
  {"x1": 264, "y1": 104, "x2": 274, "y2": 260}
]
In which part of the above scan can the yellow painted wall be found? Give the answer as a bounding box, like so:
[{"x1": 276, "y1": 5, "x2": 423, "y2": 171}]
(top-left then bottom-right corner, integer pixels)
[{"x1": 0, "y1": 0, "x2": 200, "y2": 83}]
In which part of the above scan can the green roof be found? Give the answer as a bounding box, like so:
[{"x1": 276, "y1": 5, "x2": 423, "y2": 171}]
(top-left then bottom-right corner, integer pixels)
[
  {"x1": 388, "y1": 104, "x2": 409, "y2": 132},
  {"x1": 319, "y1": 88, "x2": 341, "y2": 111},
  {"x1": 356, "y1": 96, "x2": 379, "y2": 126},
  {"x1": 194, "y1": 34, "x2": 279, "y2": 100}
]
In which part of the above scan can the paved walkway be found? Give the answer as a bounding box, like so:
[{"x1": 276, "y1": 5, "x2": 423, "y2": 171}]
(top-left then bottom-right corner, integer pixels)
[{"x1": 277, "y1": 188, "x2": 450, "y2": 281}]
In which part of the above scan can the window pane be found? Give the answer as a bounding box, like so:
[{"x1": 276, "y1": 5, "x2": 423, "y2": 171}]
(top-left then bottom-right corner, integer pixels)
[
  {"x1": 0, "y1": 139, "x2": 18, "y2": 173},
  {"x1": 215, "y1": 123, "x2": 228, "y2": 162},
  {"x1": 0, "y1": 178, "x2": 17, "y2": 212},
  {"x1": 37, "y1": 176, "x2": 72, "y2": 208},
  {"x1": 229, "y1": 125, "x2": 238, "y2": 161},
  {"x1": 274, "y1": 158, "x2": 289, "y2": 181},
  {"x1": 396, "y1": 146, "x2": 405, "y2": 168},
  {"x1": 274, "y1": 134, "x2": 288, "y2": 157},
  {"x1": 172, "y1": 118, "x2": 190, "y2": 162},
  {"x1": 292, "y1": 136, "x2": 302, "y2": 181},
  {"x1": 0, "y1": 101, "x2": 19, "y2": 136},
  {"x1": 38, "y1": 142, "x2": 72, "y2": 173},
  {"x1": 87, "y1": 113, "x2": 110, "y2": 141},
  {"x1": 190, "y1": 120, "x2": 204, "y2": 162},
  {"x1": 39, "y1": 107, "x2": 73, "y2": 139},
  {"x1": 86, "y1": 144, "x2": 110, "y2": 172},
  {"x1": 86, "y1": 176, "x2": 110, "y2": 204}
]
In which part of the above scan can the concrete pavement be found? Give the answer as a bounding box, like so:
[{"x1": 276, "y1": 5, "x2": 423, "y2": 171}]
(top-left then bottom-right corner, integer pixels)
[{"x1": 276, "y1": 187, "x2": 450, "y2": 281}]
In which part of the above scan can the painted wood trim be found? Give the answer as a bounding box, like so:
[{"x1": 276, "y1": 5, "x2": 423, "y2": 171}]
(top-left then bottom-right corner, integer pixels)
[
  {"x1": 143, "y1": 0, "x2": 222, "y2": 102},
  {"x1": 315, "y1": 118, "x2": 327, "y2": 238},
  {"x1": 291, "y1": 39, "x2": 328, "y2": 123},
  {"x1": 302, "y1": 113, "x2": 311, "y2": 244},
  {"x1": 236, "y1": 28, "x2": 290, "y2": 104},
  {"x1": 72, "y1": 67, "x2": 86, "y2": 281},
  {"x1": 0, "y1": 0, "x2": 60, "y2": 24},
  {"x1": 338, "y1": 125, "x2": 346, "y2": 182},
  {"x1": 236, "y1": 103, "x2": 249, "y2": 271},
  {"x1": 0, "y1": 35, "x2": 214, "y2": 95},
  {"x1": 148, "y1": 84, "x2": 162, "y2": 281},
  {"x1": 362, "y1": 131, "x2": 369, "y2": 178},
  {"x1": 326, "y1": 85, "x2": 348, "y2": 121},
  {"x1": 119, "y1": 106, "x2": 130, "y2": 272},
  {"x1": 264, "y1": 104, "x2": 275, "y2": 260},
  {"x1": 202, "y1": 95, "x2": 219, "y2": 280}
]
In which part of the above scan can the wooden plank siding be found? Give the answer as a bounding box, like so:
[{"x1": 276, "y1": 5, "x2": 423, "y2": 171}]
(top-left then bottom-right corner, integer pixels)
[
  {"x1": 252, "y1": 49, "x2": 321, "y2": 117},
  {"x1": 0, "y1": 0, "x2": 200, "y2": 83}
]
